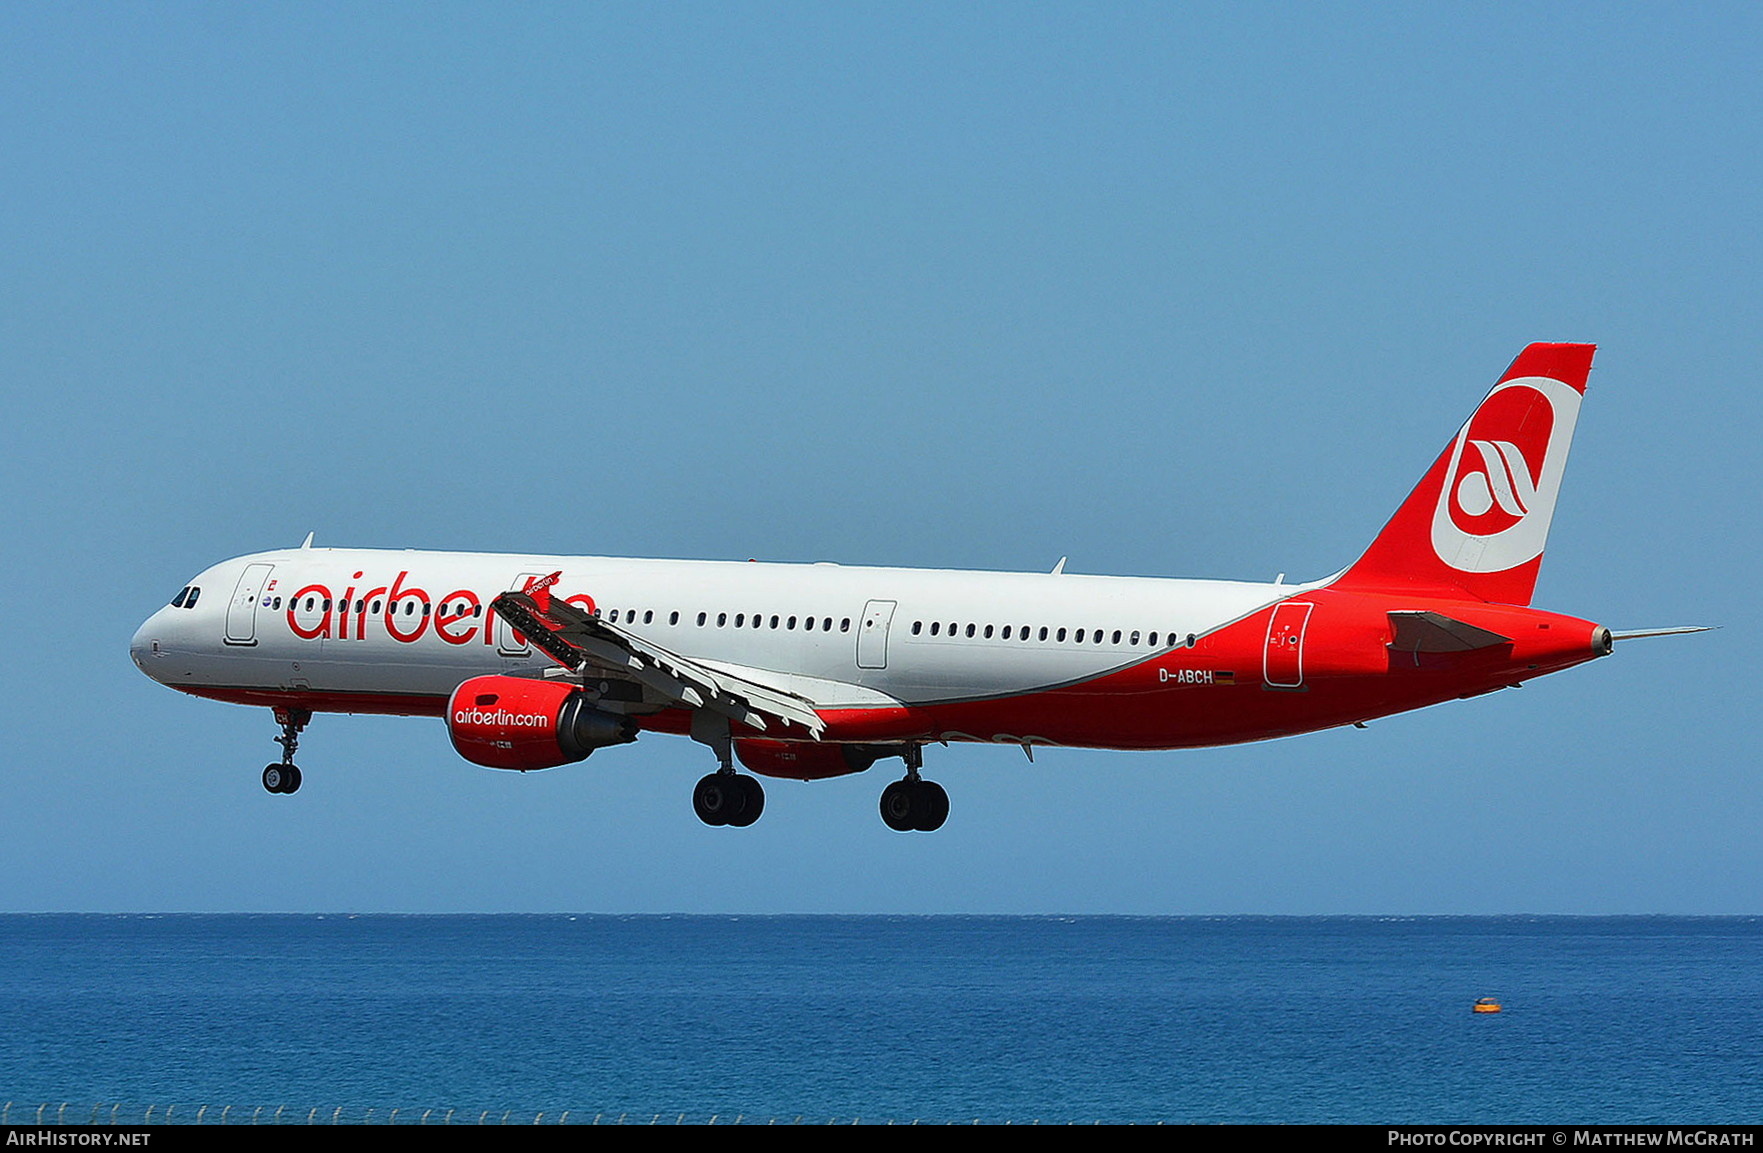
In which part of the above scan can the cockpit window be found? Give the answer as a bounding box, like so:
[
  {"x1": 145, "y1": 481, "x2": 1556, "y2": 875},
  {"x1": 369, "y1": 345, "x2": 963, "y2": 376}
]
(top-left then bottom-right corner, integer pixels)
[
  {"x1": 171, "y1": 587, "x2": 190, "y2": 608},
  {"x1": 184, "y1": 586, "x2": 201, "y2": 609}
]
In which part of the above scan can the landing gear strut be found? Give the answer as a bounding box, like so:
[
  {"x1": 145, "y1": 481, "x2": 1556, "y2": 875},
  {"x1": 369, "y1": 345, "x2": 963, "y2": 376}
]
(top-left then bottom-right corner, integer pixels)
[
  {"x1": 689, "y1": 710, "x2": 765, "y2": 827},
  {"x1": 263, "y1": 707, "x2": 310, "y2": 795},
  {"x1": 880, "y1": 743, "x2": 948, "y2": 832}
]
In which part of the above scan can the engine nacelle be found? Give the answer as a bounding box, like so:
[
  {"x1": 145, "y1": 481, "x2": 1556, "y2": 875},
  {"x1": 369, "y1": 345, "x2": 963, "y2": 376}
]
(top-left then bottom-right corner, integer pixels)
[
  {"x1": 734, "y1": 738, "x2": 881, "y2": 781},
  {"x1": 446, "y1": 675, "x2": 637, "y2": 771}
]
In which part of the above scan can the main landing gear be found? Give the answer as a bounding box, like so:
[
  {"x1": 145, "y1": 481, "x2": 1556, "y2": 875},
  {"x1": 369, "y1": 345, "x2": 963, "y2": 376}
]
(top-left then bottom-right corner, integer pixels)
[
  {"x1": 689, "y1": 710, "x2": 765, "y2": 827},
  {"x1": 685, "y1": 711, "x2": 948, "y2": 831},
  {"x1": 692, "y1": 771, "x2": 765, "y2": 828},
  {"x1": 879, "y1": 744, "x2": 948, "y2": 833},
  {"x1": 262, "y1": 707, "x2": 310, "y2": 795}
]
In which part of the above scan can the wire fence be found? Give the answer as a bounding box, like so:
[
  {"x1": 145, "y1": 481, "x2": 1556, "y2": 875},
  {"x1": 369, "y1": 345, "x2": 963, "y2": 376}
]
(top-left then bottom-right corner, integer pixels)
[{"x1": 1, "y1": 1102, "x2": 1089, "y2": 1125}]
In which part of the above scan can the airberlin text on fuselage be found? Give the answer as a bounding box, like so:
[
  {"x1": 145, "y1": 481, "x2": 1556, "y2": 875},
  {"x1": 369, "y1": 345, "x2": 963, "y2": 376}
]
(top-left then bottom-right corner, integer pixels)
[{"x1": 282, "y1": 570, "x2": 595, "y2": 647}]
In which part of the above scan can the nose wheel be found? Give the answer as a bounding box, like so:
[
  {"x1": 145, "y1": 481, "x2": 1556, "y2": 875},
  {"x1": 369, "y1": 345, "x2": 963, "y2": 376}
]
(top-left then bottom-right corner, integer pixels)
[
  {"x1": 263, "y1": 707, "x2": 311, "y2": 795},
  {"x1": 262, "y1": 763, "x2": 303, "y2": 794}
]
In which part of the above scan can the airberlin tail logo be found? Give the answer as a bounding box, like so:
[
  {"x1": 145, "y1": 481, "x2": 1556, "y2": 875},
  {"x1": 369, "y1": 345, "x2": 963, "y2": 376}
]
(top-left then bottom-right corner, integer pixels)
[
  {"x1": 1431, "y1": 376, "x2": 1581, "y2": 574},
  {"x1": 1455, "y1": 438, "x2": 1540, "y2": 529}
]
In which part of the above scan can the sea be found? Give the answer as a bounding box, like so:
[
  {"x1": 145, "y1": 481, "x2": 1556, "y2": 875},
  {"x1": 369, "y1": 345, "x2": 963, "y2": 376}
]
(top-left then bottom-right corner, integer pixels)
[{"x1": 2, "y1": 915, "x2": 1758, "y2": 1125}]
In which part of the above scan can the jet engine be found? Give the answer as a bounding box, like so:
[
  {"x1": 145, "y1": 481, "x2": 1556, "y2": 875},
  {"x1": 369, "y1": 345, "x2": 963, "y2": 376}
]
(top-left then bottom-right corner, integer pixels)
[{"x1": 446, "y1": 675, "x2": 637, "y2": 770}]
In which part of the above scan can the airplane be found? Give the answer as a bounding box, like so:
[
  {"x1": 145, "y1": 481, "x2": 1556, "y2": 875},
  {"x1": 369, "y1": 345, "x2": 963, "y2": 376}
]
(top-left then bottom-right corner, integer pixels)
[{"x1": 130, "y1": 343, "x2": 1703, "y2": 832}]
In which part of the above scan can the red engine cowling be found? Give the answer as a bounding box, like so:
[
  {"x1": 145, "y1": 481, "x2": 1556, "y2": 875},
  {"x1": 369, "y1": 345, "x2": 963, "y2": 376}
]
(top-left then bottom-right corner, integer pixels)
[
  {"x1": 447, "y1": 675, "x2": 637, "y2": 770},
  {"x1": 734, "y1": 738, "x2": 880, "y2": 781}
]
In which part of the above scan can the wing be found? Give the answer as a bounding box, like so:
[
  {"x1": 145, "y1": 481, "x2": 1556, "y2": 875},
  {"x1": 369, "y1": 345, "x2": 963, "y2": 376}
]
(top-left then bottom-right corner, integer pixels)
[{"x1": 491, "y1": 585, "x2": 827, "y2": 739}]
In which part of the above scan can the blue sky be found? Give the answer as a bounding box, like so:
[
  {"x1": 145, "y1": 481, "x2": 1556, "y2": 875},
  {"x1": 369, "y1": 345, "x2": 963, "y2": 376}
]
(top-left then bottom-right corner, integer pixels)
[{"x1": 2, "y1": 3, "x2": 1757, "y2": 912}]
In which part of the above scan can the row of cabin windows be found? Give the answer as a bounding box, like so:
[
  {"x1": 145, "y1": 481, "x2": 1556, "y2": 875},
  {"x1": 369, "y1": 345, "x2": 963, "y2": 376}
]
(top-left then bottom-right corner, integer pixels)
[
  {"x1": 910, "y1": 620, "x2": 1198, "y2": 648},
  {"x1": 271, "y1": 595, "x2": 1193, "y2": 650},
  {"x1": 280, "y1": 596, "x2": 486, "y2": 618},
  {"x1": 274, "y1": 596, "x2": 856, "y2": 633},
  {"x1": 600, "y1": 608, "x2": 855, "y2": 634}
]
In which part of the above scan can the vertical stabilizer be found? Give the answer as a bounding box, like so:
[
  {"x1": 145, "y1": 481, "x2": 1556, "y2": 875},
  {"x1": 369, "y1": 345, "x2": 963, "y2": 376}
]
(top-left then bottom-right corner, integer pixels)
[{"x1": 1333, "y1": 343, "x2": 1595, "y2": 605}]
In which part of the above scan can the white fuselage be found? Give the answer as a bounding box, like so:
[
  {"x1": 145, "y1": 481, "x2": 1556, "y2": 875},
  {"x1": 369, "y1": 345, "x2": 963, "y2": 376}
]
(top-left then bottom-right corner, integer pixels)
[{"x1": 133, "y1": 546, "x2": 1293, "y2": 717}]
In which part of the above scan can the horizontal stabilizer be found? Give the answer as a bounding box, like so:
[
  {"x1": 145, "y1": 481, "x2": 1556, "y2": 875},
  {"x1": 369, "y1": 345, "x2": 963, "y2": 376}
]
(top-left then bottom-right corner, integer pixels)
[
  {"x1": 1610, "y1": 626, "x2": 1714, "y2": 641},
  {"x1": 1388, "y1": 610, "x2": 1512, "y2": 653}
]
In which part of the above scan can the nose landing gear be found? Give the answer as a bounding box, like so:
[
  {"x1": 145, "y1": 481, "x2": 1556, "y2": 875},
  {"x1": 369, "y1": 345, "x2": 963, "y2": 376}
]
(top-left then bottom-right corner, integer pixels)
[{"x1": 263, "y1": 707, "x2": 310, "y2": 795}]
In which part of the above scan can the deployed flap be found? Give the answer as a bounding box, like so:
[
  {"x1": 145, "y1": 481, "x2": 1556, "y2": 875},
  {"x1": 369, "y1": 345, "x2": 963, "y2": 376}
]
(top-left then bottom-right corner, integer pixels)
[
  {"x1": 492, "y1": 585, "x2": 827, "y2": 739},
  {"x1": 1388, "y1": 610, "x2": 1512, "y2": 653}
]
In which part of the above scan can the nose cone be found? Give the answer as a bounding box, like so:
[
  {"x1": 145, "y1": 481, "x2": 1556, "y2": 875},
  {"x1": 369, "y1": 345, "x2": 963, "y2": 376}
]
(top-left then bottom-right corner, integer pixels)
[{"x1": 130, "y1": 607, "x2": 173, "y2": 681}]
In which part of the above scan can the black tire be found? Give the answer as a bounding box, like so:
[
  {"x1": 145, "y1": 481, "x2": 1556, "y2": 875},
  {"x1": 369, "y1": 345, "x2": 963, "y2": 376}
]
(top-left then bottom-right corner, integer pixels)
[
  {"x1": 262, "y1": 765, "x2": 286, "y2": 794},
  {"x1": 913, "y1": 780, "x2": 949, "y2": 832},
  {"x1": 283, "y1": 765, "x2": 302, "y2": 794},
  {"x1": 693, "y1": 773, "x2": 743, "y2": 827},
  {"x1": 726, "y1": 775, "x2": 765, "y2": 828},
  {"x1": 879, "y1": 781, "x2": 916, "y2": 832}
]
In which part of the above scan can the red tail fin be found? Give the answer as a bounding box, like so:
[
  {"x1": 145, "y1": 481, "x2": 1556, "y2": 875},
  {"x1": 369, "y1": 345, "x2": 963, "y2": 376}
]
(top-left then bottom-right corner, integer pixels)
[{"x1": 1333, "y1": 343, "x2": 1595, "y2": 606}]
